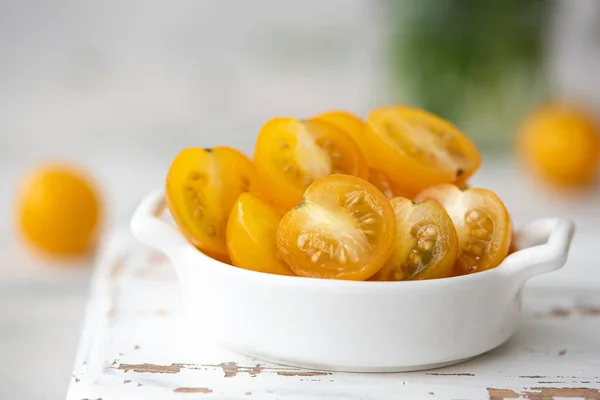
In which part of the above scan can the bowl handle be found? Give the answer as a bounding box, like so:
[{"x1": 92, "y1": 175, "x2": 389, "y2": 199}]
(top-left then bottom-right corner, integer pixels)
[
  {"x1": 130, "y1": 190, "x2": 190, "y2": 257},
  {"x1": 500, "y1": 217, "x2": 575, "y2": 282}
]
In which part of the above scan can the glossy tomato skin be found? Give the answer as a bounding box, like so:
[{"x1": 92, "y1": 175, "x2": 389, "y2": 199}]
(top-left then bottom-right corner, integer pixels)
[
  {"x1": 253, "y1": 117, "x2": 368, "y2": 210},
  {"x1": 518, "y1": 103, "x2": 600, "y2": 187},
  {"x1": 226, "y1": 193, "x2": 295, "y2": 276},
  {"x1": 277, "y1": 174, "x2": 396, "y2": 281},
  {"x1": 367, "y1": 168, "x2": 417, "y2": 199},
  {"x1": 313, "y1": 111, "x2": 409, "y2": 199},
  {"x1": 202, "y1": 249, "x2": 232, "y2": 265},
  {"x1": 415, "y1": 184, "x2": 512, "y2": 275},
  {"x1": 371, "y1": 197, "x2": 458, "y2": 281},
  {"x1": 364, "y1": 106, "x2": 482, "y2": 194},
  {"x1": 17, "y1": 164, "x2": 101, "y2": 257},
  {"x1": 166, "y1": 147, "x2": 258, "y2": 256},
  {"x1": 313, "y1": 111, "x2": 365, "y2": 145}
]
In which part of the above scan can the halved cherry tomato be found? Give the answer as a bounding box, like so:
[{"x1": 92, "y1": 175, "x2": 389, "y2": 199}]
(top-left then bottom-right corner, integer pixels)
[
  {"x1": 415, "y1": 184, "x2": 512, "y2": 275},
  {"x1": 277, "y1": 174, "x2": 396, "y2": 281},
  {"x1": 371, "y1": 197, "x2": 458, "y2": 281},
  {"x1": 166, "y1": 147, "x2": 258, "y2": 256},
  {"x1": 254, "y1": 118, "x2": 369, "y2": 210},
  {"x1": 313, "y1": 110, "x2": 409, "y2": 199},
  {"x1": 364, "y1": 106, "x2": 482, "y2": 194},
  {"x1": 226, "y1": 193, "x2": 295, "y2": 276}
]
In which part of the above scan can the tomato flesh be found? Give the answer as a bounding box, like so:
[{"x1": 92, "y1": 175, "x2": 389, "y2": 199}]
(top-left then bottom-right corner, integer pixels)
[
  {"x1": 277, "y1": 174, "x2": 396, "y2": 281},
  {"x1": 166, "y1": 147, "x2": 257, "y2": 256},
  {"x1": 372, "y1": 197, "x2": 458, "y2": 281},
  {"x1": 365, "y1": 106, "x2": 481, "y2": 194},
  {"x1": 415, "y1": 184, "x2": 512, "y2": 275},
  {"x1": 254, "y1": 117, "x2": 368, "y2": 210}
]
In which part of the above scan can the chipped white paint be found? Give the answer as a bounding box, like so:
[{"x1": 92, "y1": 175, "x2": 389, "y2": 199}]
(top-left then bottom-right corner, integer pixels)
[{"x1": 66, "y1": 229, "x2": 600, "y2": 400}]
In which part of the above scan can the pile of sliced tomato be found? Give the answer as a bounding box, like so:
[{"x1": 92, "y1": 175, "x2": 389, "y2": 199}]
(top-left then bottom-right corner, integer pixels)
[{"x1": 165, "y1": 106, "x2": 512, "y2": 281}]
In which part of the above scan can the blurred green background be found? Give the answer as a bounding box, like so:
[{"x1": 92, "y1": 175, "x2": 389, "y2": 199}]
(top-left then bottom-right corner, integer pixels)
[{"x1": 386, "y1": 0, "x2": 550, "y2": 153}]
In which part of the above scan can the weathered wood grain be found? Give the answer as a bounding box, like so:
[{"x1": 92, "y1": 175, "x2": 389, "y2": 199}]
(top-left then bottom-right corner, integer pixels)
[{"x1": 66, "y1": 232, "x2": 600, "y2": 400}]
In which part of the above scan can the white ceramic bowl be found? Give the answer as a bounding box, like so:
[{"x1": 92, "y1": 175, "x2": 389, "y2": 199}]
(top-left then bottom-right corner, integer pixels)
[{"x1": 131, "y1": 190, "x2": 575, "y2": 372}]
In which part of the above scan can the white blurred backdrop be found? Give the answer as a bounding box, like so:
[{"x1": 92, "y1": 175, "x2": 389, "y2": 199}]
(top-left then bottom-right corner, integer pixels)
[{"x1": 0, "y1": 0, "x2": 388, "y2": 236}]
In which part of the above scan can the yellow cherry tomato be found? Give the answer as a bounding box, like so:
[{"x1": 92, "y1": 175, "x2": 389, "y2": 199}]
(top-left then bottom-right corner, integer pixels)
[
  {"x1": 166, "y1": 147, "x2": 258, "y2": 256},
  {"x1": 226, "y1": 193, "x2": 294, "y2": 276},
  {"x1": 518, "y1": 102, "x2": 600, "y2": 187},
  {"x1": 415, "y1": 184, "x2": 512, "y2": 275},
  {"x1": 277, "y1": 174, "x2": 396, "y2": 281},
  {"x1": 17, "y1": 164, "x2": 101, "y2": 257},
  {"x1": 253, "y1": 117, "x2": 369, "y2": 210},
  {"x1": 371, "y1": 197, "x2": 458, "y2": 281},
  {"x1": 364, "y1": 105, "x2": 482, "y2": 194}
]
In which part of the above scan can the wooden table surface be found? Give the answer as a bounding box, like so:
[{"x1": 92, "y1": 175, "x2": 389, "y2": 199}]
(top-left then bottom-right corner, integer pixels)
[{"x1": 66, "y1": 223, "x2": 600, "y2": 400}]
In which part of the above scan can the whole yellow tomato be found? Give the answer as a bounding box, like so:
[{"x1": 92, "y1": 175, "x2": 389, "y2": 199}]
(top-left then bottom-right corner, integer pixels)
[
  {"x1": 518, "y1": 103, "x2": 600, "y2": 187},
  {"x1": 16, "y1": 164, "x2": 102, "y2": 258}
]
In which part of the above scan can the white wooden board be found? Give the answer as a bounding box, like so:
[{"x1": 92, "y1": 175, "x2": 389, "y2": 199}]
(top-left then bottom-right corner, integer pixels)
[{"x1": 66, "y1": 229, "x2": 600, "y2": 400}]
